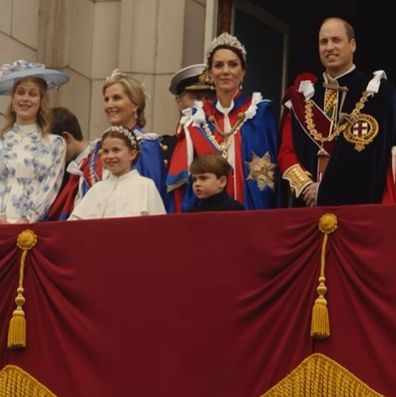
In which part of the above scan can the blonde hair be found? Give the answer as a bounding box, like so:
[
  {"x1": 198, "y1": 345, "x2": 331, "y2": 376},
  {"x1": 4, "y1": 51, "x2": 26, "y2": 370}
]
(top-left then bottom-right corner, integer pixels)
[
  {"x1": 102, "y1": 72, "x2": 147, "y2": 128},
  {"x1": 0, "y1": 76, "x2": 51, "y2": 137}
]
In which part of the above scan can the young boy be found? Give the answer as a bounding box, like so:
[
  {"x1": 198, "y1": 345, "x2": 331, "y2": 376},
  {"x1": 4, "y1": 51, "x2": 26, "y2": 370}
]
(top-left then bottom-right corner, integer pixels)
[{"x1": 188, "y1": 154, "x2": 245, "y2": 212}]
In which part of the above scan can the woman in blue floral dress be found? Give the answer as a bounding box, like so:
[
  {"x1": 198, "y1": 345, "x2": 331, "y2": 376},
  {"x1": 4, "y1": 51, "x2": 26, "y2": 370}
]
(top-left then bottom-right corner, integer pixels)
[{"x1": 0, "y1": 60, "x2": 68, "y2": 223}]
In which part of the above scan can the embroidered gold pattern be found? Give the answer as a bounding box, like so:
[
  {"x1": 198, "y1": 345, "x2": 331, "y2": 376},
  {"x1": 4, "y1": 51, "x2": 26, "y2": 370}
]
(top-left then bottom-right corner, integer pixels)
[
  {"x1": 343, "y1": 113, "x2": 379, "y2": 151},
  {"x1": 282, "y1": 164, "x2": 313, "y2": 197},
  {"x1": 323, "y1": 88, "x2": 337, "y2": 117},
  {"x1": 304, "y1": 90, "x2": 371, "y2": 146},
  {"x1": 246, "y1": 152, "x2": 276, "y2": 191}
]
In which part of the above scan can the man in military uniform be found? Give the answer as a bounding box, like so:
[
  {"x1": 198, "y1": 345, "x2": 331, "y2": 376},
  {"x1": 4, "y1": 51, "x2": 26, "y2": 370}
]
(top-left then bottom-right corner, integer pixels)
[
  {"x1": 279, "y1": 17, "x2": 396, "y2": 206},
  {"x1": 161, "y1": 64, "x2": 215, "y2": 168},
  {"x1": 169, "y1": 63, "x2": 215, "y2": 118}
]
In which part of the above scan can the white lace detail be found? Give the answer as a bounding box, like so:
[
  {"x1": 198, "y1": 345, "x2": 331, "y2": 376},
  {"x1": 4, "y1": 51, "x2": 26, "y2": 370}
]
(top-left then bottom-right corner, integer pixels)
[
  {"x1": 366, "y1": 70, "x2": 386, "y2": 95},
  {"x1": 245, "y1": 92, "x2": 263, "y2": 120}
]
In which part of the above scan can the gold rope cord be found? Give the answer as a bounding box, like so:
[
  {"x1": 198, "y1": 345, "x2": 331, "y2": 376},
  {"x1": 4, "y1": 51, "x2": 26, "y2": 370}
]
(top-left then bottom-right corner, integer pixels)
[
  {"x1": 8, "y1": 230, "x2": 38, "y2": 349},
  {"x1": 310, "y1": 213, "x2": 337, "y2": 339},
  {"x1": 0, "y1": 365, "x2": 57, "y2": 397},
  {"x1": 260, "y1": 353, "x2": 384, "y2": 397}
]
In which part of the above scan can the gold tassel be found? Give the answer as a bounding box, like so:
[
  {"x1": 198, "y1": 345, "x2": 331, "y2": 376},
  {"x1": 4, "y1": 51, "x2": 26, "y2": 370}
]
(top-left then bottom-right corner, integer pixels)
[
  {"x1": 310, "y1": 214, "x2": 337, "y2": 339},
  {"x1": 8, "y1": 230, "x2": 38, "y2": 349},
  {"x1": 311, "y1": 276, "x2": 329, "y2": 338},
  {"x1": 8, "y1": 287, "x2": 27, "y2": 348}
]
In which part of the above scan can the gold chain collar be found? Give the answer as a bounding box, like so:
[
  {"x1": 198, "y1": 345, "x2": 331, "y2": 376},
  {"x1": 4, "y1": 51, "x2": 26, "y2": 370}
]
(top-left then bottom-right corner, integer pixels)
[
  {"x1": 207, "y1": 112, "x2": 245, "y2": 137},
  {"x1": 203, "y1": 112, "x2": 246, "y2": 157},
  {"x1": 304, "y1": 91, "x2": 370, "y2": 145}
]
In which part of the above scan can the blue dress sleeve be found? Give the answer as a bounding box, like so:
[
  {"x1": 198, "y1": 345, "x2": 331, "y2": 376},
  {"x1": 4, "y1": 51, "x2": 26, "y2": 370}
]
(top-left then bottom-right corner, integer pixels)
[{"x1": 135, "y1": 136, "x2": 167, "y2": 200}]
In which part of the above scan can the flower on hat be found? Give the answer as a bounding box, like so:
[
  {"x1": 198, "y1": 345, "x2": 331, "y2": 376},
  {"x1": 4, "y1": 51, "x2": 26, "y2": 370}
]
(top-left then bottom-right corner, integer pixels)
[
  {"x1": 0, "y1": 60, "x2": 45, "y2": 78},
  {"x1": 0, "y1": 59, "x2": 69, "y2": 95}
]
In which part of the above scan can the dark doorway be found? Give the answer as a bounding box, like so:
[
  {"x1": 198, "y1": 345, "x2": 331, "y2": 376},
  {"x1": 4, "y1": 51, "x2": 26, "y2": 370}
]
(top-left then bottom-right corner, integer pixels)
[
  {"x1": 219, "y1": 0, "x2": 395, "y2": 88},
  {"x1": 247, "y1": 0, "x2": 395, "y2": 84}
]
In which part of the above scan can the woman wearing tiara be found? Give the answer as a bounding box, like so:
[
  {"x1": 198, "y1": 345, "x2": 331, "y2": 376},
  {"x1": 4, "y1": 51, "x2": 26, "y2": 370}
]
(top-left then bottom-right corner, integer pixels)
[
  {"x1": 0, "y1": 60, "x2": 68, "y2": 223},
  {"x1": 47, "y1": 70, "x2": 167, "y2": 220},
  {"x1": 102, "y1": 70, "x2": 166, "y2": 201},
  {"x1": 69, "y1": 126, "x2": 165, "y2": 220},
  {"x1": 166, "y1": 33, "x2": 279, "y2": 212}
]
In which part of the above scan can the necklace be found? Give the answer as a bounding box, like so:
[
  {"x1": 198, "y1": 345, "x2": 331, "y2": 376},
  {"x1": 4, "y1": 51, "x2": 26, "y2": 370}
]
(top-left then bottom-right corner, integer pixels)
[
  {"x1": 207, "y1": 112, "x2": 245, "y2": 137},
  {"x1": 203, "y1": 112, "x2": 245, "y2": 157},
  {"x1": 304, "y1": 91, "x2": 370, "y2": 145}
]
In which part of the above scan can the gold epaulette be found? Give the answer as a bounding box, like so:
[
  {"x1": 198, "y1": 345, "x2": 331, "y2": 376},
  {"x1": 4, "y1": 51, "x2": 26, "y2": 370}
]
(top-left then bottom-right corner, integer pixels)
[{"x1": 282, "y1": 164, "x2": 313, "y2": 198}]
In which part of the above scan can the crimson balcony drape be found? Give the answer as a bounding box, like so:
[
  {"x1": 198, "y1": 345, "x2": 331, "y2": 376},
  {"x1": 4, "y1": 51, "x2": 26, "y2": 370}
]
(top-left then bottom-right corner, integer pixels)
[{"x1": 0, "y1": 204, "x2": 395, "y2": 396}]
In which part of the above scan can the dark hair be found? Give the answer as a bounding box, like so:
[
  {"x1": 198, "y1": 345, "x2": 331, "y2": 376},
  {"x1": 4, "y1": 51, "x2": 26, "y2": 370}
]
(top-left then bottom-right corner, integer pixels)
[
  {"x1": 51, "y1": 107, "x2": 83, "y2": 141},
  {"x1": 207, "y1": 45, "x2": 246, "y2": 70},
  {"x1": 183, "y1": 89, "x2": 216, "y2": 102},
  {"x1": 189, "y1": 153, "x2": 231, "y2": 178}
]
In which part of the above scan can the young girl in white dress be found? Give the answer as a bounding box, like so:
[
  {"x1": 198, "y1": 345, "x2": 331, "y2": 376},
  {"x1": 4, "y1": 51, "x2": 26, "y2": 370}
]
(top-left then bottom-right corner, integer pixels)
[{"x1": 69, "y1": 126, "x2": 166, "y2": 220}]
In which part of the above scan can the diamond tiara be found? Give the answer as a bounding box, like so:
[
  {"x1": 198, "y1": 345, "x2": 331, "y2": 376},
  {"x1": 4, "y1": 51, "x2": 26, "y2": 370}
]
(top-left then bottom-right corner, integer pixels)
[
  {"x1": 206, "y1": 32, "x2": 247, "y2": 63},
  {"x1": 102, "y1": 125, "x2": 139, "y2": 150}
]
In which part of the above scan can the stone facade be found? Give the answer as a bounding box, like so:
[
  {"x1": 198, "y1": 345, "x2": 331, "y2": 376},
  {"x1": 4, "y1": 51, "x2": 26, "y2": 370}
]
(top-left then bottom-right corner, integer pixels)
[{"x1": 0, "y1": 0, "x2": 211, "y2": 139}]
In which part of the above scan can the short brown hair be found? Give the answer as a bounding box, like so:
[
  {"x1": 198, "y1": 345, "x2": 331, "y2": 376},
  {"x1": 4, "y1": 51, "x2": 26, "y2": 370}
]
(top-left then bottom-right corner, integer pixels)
[
  {"x1": 189, "y1": 154, "x2": 231, "y2": 178},
  {"x1": 321, "y1": 17, "x2": 355, "y2": 40},
  {"x1": 51, "y1": 107, "x2": 83, "y2": 141}
]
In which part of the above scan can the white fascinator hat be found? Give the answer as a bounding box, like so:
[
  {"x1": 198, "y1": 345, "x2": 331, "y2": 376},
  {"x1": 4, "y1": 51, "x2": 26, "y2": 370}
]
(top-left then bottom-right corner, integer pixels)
[{"x1": 0, "y1": 59, "x2": 69, "y2": 95}]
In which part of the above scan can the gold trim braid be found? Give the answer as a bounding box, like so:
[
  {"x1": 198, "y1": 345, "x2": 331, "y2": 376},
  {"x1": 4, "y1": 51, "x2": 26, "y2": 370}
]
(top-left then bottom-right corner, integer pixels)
[
  {"x1": 260, "y1": 353, "x2": 384, "y2": 397},
  {"x1": 282, "y1": 164, "x2": 313, "y2": 198},
  {"x1": 0, "y1": 365, "x2": 58, "y2": 397}
]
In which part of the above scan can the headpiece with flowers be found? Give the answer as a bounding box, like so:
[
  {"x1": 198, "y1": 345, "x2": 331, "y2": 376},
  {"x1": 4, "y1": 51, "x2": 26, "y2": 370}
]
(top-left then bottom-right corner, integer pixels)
[
  {"x1": 104, "y1": 68, "x2": 148, "y2": 104},
  {"x1": 106, "y1": 68, "x2": 128, "y2": 81},
  {"x1": 206, "y1": 32, "x2": 247, "y2": 64},
  {"x1": 0, "y1": 59, "x2": 69, "y2": 95},
  {"x1": 102, "y1": 125, "x2": 139, "y2": 151}
]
